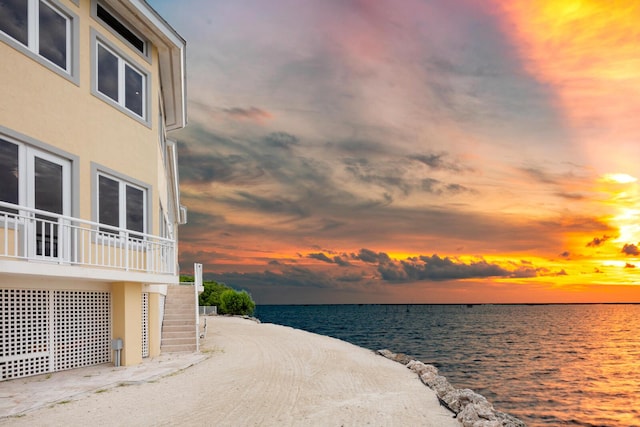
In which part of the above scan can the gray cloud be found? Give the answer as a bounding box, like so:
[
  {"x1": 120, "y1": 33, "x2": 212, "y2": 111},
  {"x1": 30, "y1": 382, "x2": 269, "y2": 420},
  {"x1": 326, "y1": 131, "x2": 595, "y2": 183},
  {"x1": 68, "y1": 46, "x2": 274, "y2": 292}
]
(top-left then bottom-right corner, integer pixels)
[
  {"x1": 621, "y1": 244, "x2": 639, "y2": 256},
  {"x1": 354, "y1": 249, "x2": 391, "y2": 264},
  {"x1": 308, "y1": 252, "x2": 334, "y2": 263},
  {"x1": 222, "y1": 191, "x2": 310, "y2": 218},
  {"x1": 222, "y1": 106, "x2": 273, "y2": 122},
  {"x1": 587, "y1": 235, "x2": 612, "y2": 248},
  {"x1": 264, "y1": 132, "x2": 299, "y2": 150},
  {"x1": 333, "y1": 256, "x2": 352, "y2": 267},
  {"x1": 378, "y1": 255, "x2": 510, "y2": 282},
  {"x1": 521, "y1": 167, "x2": 559, "y2": 185}
]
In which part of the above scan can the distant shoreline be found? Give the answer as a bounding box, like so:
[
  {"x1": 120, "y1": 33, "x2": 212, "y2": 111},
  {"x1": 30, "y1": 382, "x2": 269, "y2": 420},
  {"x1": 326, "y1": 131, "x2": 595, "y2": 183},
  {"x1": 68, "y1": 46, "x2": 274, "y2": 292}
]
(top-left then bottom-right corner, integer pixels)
[{"x1": 257, "y1": 301, "x2": 640, "y2": 306}]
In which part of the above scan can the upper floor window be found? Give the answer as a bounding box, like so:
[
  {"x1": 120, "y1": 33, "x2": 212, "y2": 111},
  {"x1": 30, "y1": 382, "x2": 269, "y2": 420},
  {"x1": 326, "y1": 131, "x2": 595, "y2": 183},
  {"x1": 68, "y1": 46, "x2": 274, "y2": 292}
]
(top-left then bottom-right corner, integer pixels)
[
  {"x1": 91, "y1": 29, "x2": 150, "y2": 126},
  {"x1": 0, "y1": 0, "x2": 73, "y2": 73},
  {"x1": 97, "y1": 41, "x2": 145, "y2": 117},
  {"x1": 96, "y1": 3, "x2": 145, "y2": 55},
  {"x1": 92, "y1": 1, "x2": 148, "y2": 61}
]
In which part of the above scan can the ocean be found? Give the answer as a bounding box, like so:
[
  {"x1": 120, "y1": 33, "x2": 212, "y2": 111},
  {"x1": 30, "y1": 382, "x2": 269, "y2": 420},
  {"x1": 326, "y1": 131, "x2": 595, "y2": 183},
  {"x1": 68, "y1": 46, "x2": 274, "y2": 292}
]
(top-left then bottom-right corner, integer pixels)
[{"x1": 255, "y1": 304, "x2": 640, "y2": 427}]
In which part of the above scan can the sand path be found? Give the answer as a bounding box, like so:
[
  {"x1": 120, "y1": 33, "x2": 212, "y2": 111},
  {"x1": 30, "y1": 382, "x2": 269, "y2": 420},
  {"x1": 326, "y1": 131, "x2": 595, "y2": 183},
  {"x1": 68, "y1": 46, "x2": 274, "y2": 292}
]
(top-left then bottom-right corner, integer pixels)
[{"x1": 6, "y1": 316, "x2": 459, "y2": 426}]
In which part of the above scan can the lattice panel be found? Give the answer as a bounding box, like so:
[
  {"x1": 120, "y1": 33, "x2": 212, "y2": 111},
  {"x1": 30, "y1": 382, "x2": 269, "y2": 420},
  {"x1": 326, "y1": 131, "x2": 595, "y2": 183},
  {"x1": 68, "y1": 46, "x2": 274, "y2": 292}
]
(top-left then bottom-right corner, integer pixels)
[
  {"x1": 141, "y1": 292, "x2": 149, "y2": 358},
  {"x1": 53, "y1": 291, "x2": 111, "y2": 371},
  {"x1": 0, "y1": 289, "x2": 51, "y2": 380}
]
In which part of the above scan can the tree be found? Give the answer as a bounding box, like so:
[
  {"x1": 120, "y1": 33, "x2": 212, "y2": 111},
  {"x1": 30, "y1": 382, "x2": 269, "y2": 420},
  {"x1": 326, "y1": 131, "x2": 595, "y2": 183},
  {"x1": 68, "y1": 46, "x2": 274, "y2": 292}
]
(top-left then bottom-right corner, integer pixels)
[{"x1": 219, "y1": 289, "x2": 256, "y2": 316}]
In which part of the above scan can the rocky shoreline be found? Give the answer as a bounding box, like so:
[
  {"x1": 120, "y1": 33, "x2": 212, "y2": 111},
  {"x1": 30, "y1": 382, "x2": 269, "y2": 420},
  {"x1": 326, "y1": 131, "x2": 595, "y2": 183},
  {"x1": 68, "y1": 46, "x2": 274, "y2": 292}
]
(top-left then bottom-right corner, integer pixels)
[{"x1": 377, "y1": 349, "x2": 526, "y2": 427}]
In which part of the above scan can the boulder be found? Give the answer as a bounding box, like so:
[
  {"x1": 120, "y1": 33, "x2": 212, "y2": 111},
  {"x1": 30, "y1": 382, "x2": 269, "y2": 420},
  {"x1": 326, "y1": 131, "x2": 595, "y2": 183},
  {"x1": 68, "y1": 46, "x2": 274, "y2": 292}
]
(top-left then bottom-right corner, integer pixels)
[
  {"x1": 457, "y1": 401, "x2": 500, "y2": 427},
  {"x1": 378, "y1": 349, "x2": 526, "y2": 427},
  {"x1": 494, "y1": 411, "x2": 527, "y2": 427},
  {"x1": 407, "y1": 360, "x2": 438, "y2": 377},
  {"x1": 392, "y1": 352, "x2": 415, "y2": 365},
  {"x1": 376, "y1": 349, "x2": 395, "y2": 359},
  {"x1": 425, "y1": 375, "x2": 455, "y2": 398}
]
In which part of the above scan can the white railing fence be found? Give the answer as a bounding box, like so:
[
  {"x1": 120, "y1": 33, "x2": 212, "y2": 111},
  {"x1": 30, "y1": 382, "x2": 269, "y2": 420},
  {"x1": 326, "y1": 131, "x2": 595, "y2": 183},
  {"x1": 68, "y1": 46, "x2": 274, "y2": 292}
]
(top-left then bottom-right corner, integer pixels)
[{"x1": 0, "y1": 201, "x2": 176, "y2": 275}]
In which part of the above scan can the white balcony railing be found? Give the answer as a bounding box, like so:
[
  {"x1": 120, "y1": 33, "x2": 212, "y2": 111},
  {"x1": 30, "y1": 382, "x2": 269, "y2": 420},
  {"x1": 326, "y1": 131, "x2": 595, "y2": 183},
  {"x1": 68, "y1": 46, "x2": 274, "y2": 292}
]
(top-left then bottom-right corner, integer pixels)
[{"x1": 0, "y1": 201, "x2": 176, "y2": 275}]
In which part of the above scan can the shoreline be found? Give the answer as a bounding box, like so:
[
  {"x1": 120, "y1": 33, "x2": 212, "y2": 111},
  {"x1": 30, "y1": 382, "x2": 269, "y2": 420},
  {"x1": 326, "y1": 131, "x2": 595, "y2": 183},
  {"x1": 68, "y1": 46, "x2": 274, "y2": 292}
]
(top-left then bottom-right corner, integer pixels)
[
  {"x1": 4, "y1": 316, "x2": 460, "y2": 426},
  {"x1": 376, "y1": 349, "x2": 525, "y2": 427}
]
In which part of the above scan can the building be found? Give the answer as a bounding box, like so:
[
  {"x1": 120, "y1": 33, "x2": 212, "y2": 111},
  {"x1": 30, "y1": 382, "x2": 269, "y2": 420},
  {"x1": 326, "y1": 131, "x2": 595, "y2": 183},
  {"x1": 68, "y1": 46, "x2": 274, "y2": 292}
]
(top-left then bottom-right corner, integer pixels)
[{"x1": 0, "y1": 0, "x2": 190, "y2": 381}]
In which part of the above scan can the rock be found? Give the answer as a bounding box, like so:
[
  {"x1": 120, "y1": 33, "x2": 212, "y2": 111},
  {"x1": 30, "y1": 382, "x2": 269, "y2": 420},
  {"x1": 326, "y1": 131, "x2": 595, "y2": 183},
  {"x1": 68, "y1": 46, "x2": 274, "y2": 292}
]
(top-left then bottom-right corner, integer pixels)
[
  {"x1": 494, "y1": 411, "x2": 527, "y2": 427},
  {"x1": 458, "y1": 402, "x2": 500, "y2": 427},
  {"x1": 377, "y1": 349, "x2": 415, "y2": 365},
  {"x1": 425, "y1": 375, "x2": 455, "y2": 398},
  {"x1": 458, "y1": 389, "x2": 491, "y2": 410},
  {"x1": 407, "y1": 360, "x2": 438, "y2": 377},
  {"x1": 419, "y1": 369, "x2": 438, "y2": 384},
  {"x1": 378, "y1": 349, "x2": 526, "y2": 427},
  {"x1": 377, "y1": 349, "x2": 395, "y2": 359},
  {"x1": 393, "y1": 352, "x2": 414, "y2": 365}
]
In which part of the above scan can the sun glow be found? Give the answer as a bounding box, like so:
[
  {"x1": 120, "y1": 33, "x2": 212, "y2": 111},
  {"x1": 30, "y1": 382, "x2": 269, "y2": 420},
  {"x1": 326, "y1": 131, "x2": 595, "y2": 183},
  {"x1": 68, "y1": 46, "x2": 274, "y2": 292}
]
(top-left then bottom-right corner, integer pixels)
[{"x1": 602, "y1": 173, "x2": 637, "y2": 184}]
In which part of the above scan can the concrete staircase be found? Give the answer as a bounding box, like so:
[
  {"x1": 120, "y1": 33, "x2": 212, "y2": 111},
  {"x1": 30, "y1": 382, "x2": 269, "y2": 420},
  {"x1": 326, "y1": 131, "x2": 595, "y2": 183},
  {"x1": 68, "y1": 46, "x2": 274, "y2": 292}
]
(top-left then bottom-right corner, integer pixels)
[{"x1": 161, "y1": 285, "x2": 198, "y2": 353}]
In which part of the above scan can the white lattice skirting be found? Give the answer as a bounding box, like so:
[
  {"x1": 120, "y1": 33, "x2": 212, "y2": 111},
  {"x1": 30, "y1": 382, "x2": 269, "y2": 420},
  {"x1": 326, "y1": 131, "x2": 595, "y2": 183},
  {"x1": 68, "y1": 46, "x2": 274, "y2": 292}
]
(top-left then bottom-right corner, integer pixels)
[
  {"x1": 1, "y1": 289, "x2": 111, "y2": 381},
  {"x1": 141, "y1": 292, "x2": 149, "y2": 358}
]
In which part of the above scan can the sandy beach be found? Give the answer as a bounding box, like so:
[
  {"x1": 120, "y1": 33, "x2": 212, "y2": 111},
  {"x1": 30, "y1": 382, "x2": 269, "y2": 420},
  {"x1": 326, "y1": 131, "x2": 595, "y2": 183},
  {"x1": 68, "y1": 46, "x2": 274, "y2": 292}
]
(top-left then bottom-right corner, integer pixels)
[{"x1": 4, "y1": 316, "x2": 459, "y2": 426}]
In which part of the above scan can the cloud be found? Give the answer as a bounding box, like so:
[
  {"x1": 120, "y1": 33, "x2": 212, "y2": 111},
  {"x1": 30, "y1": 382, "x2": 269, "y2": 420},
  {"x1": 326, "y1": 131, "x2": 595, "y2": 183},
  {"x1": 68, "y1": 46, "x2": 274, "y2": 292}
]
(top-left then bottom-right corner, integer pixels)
[
  {"x1": 625, "y1": 263, "x2": 636, "y2": 269},
  {"x1": 206, "y1": 265, "x2": 367, "y2": 291},
  {"x1": 343, "y1": 155, "x2": 476, "y2": 197},
  {"x1": 222, "y1": 107, "x2": 273, "y2": 123},
  {"x1": 621, "y1": 244, "x2": 639, "y2": 256},
  {"x1": 333, "y1": 255, "x2": 352, "y2": 267},
  {"x1": 586, "y1": 235, "x2": 611, "y2": 248},
  {"x1": 408, "y1": 153, "x2": 471, "y2": 173},
  {"x1": 378, "y1": 254, "x2": 511, "y2": 282},
  {"x1": 354, "y1": 248, "x2": 391, "y2": 264},
  {"x1": 521, "y1": 167, "x2": 559, "y2": 185},
  {"x1": 307, "y1": 252, "x2": 334, "y2": 263},
  {"x1": 264, "y1": 132, "x2": 299, "y2": 150}
]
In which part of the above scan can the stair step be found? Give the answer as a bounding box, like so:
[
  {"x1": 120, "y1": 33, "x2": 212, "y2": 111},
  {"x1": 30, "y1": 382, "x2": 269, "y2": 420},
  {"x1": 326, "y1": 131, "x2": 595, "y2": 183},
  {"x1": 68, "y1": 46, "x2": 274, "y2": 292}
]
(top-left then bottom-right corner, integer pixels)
[
  {"x1": 161, "y1": 344, "x2": 197, "y2": 353},
  {"x1": 162, "y1": 326, "x2": 193, "y2": 333},
  {"x1": 162, "y1": 337, "x2": 197, "y2": 345},
  {"x1": 161, "y1": 285, "x2": 199, "y2": 355},
  {"x1": 162, "y1": 331, "x2": 195, "y2": 339}
]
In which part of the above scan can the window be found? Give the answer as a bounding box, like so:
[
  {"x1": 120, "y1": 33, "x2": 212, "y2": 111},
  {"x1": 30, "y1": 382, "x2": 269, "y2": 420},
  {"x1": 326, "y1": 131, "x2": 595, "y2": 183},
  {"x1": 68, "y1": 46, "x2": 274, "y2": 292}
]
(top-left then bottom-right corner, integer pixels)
[
  {"x1": 97, "y1": 173, "x2": 147, "y2": 236},
  {"x1": 93, "y1": 33, "x2": 149, "y2": 123},
  {"x1": 0, "y1": 138, "x2": 19, "y2": 212},
  {"x1": 97, "y1": 42, "x2": 144, "y2": 117},
  {"x1": 95, "y1": 2, "x2": 145, "y2": 55},
  {"x1": 0, "y1": 0, "x2": 73, "y2": 73}
]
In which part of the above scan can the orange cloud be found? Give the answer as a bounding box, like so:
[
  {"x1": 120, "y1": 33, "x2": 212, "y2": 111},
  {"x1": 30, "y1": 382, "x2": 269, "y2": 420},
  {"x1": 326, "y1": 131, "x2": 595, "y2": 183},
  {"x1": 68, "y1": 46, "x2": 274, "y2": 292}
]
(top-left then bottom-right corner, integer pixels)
[
  {"x1": 494, "y1": 0, "x2": 640, "y2": 172},
  {"x1": 222, "y1": 107, "x2": 273, "y2": 123}
]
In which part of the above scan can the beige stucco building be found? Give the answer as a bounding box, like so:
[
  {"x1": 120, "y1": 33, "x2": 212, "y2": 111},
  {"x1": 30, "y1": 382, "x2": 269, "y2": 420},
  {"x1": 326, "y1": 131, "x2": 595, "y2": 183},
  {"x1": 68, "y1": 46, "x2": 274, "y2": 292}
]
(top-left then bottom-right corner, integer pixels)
[{"x1": 0, "y1": 0, "x2": 190, "y2": 380}]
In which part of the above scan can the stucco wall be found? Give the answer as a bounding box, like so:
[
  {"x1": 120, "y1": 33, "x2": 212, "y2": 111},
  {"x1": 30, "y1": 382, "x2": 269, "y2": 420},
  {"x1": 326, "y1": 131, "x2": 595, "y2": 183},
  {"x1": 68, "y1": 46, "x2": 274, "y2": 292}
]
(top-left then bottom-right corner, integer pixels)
[{"x1": 0, "y1": 0, "x2": 167, "y2": 237}]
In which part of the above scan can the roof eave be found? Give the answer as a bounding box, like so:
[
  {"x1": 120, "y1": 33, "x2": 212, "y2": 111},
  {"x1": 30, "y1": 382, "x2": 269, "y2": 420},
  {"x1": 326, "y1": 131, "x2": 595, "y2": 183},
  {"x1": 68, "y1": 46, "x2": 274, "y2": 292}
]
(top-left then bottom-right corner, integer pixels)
[{"x1": 109, "y1": 0, "x2": 187, "y2": 130}]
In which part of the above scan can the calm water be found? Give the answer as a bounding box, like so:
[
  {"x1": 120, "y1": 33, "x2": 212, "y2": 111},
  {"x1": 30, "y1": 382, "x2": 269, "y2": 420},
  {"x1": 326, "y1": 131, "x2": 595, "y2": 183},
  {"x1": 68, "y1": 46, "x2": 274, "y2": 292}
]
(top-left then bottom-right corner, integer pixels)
[{"x1": 255, "y1": 304, "x2": 640, "y2": 427}]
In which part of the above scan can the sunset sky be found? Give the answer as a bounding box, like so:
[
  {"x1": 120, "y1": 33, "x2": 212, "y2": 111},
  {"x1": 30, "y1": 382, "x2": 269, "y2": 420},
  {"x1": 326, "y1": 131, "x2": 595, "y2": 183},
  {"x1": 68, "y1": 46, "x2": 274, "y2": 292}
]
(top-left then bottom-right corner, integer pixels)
[{"x1": 148, "y1": 0, "x2": 640, "y2": 304}]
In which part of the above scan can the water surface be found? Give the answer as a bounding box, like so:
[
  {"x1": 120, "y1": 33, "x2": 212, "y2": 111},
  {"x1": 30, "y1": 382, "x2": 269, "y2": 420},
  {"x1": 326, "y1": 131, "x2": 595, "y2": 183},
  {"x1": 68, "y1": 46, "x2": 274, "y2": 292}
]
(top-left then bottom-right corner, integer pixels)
[{"x1": 255, "y1": 304, "x2": 640, "y2": 427}]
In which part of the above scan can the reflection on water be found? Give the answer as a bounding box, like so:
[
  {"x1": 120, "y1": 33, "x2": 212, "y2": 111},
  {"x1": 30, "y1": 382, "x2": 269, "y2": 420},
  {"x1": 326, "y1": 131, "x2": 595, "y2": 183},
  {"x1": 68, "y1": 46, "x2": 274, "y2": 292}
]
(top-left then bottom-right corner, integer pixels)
[{"x1": 256, "y1": 304, "x2": 640, "y2": 426}]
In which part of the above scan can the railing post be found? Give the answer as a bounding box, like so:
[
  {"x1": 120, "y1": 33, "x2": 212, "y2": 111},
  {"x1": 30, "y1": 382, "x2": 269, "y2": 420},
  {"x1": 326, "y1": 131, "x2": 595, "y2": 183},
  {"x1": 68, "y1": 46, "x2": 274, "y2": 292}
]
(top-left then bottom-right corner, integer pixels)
[
  {"x1": 194, "y1": 263, "x2": 202, "y2": 352},
  {"x1": 124, "y1": 230, "x2": 129, "y2": 271}
]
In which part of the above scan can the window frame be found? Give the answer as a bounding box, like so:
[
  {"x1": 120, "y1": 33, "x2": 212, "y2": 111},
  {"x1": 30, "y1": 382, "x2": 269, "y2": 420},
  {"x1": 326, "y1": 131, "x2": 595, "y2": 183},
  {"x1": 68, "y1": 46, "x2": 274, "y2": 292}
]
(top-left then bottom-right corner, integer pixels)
[
  {"x1": 91, "y1": 0, "x2": 150, "y2": 62},
  {"x1": 92, "y1": 163, "x2": 152, "y2": 240},
  {"x1": 91, "y1": 29, "x2": 151, "y2": 127},
  {"x1": 0, "y1": 0, "x2": 79, "y2": 84}
]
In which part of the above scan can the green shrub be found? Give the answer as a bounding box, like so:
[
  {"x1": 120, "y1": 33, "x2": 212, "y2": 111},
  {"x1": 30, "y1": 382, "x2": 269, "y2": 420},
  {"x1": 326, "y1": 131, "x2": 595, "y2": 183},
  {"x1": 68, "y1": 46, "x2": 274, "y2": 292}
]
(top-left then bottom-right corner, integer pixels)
[
  {"x1": 199, "y1": 280, "x2": 231, "y2": 307},
  {"x1": 219, "y1": 289, "x2": 256, "y2": 316}
]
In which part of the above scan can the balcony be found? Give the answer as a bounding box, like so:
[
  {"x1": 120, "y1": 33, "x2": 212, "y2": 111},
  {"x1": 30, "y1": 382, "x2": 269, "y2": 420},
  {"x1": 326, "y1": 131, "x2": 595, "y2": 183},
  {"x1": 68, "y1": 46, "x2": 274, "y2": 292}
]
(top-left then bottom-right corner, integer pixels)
[{"x1": 0, "y1": 201, "x2": 177, "y2": 283}]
